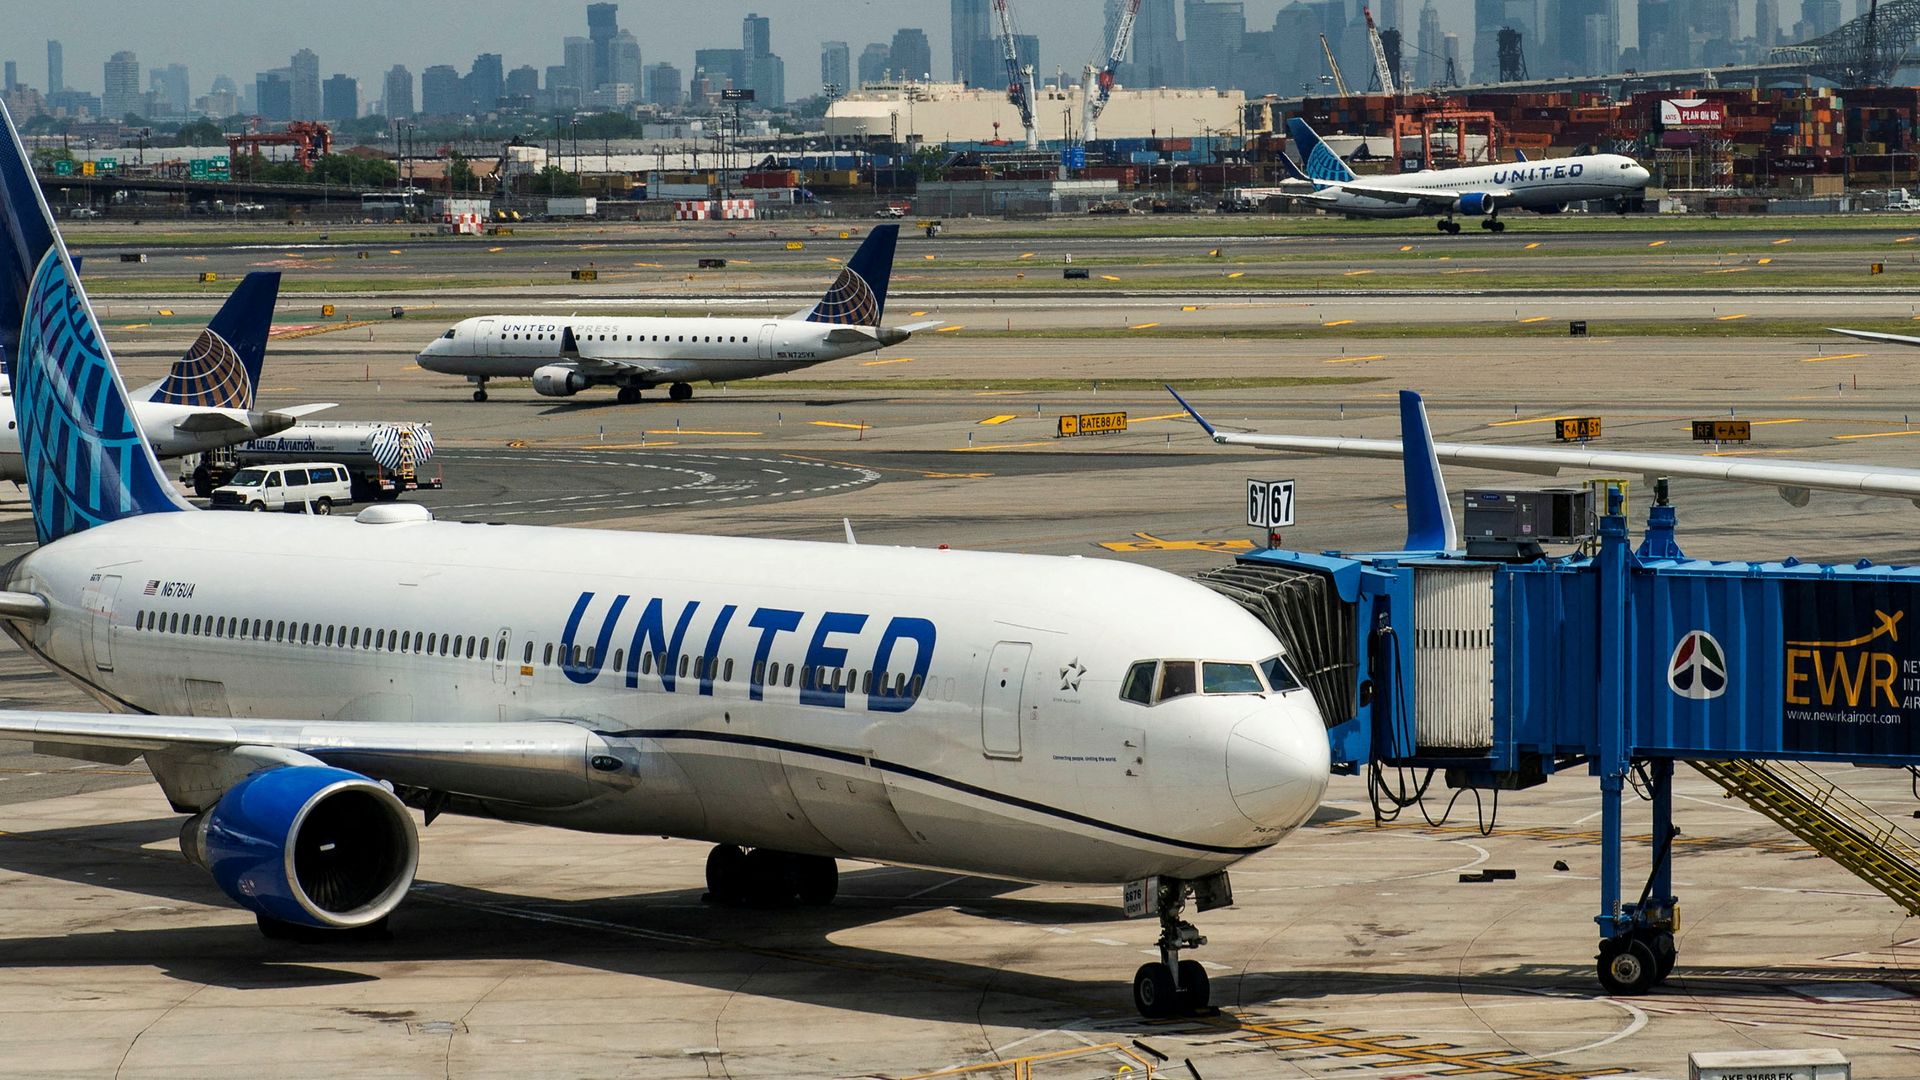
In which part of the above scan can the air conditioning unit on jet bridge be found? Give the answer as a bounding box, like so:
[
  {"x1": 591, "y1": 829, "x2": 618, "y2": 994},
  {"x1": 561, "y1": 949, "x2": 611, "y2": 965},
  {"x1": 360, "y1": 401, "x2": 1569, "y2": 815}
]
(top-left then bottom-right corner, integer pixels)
[{"x1": 1462, "y1": 487, "x2": 1592, "y2": 560}]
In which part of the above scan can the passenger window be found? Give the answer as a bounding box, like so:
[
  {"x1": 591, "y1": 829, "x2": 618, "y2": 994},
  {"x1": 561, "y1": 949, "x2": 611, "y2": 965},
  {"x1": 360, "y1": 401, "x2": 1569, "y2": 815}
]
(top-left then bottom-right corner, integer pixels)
[
  {"x1": 523, "y1": 641, "x2": 533, "y2": 664},
  {"x1": 641, "y1": 651, "x2": 653, "y2": 675},
  {"x1": 1204, "y1": 662, "x2": 1264, "y2": 695},
  {"x1": 723, "y1": 658, "x2": 734, "y2": 681},
  {"x1": 543, "y1": 643, "x2": 553, "y2": 665},
  {"x1": 679, "y1": 655, "x2": 689, "y2": 678},
  {"x1": 910, "y1": 674, "x2": 924, "y2": 697},
  {"x1": 1157, "y1": 661, "x2": 1197, "y2": 702},
  {"x1": 860, "y1": 671, "x2": 871, "y2": 694},
  {"x1": 1261, "y1": 655, "x2": 1303, "y2": 693},
  {"x1": 467, "y1": 637, "x2": 477, "y2": 660},
  {"x1": 784, "y1": 663, "x2": 795, "y2": 687},
  {"x1": 214, "y1": 616, "x2": 224, "y2": 636},
  {"x1": 375, "y1": 628, "x2": 385, "y2": 650},
  {"x1": 1121, "y1": 661, "x2": 1156, "y2": 705},
  {"x1": 324, "y1": 626, "x2": 335, "y2": 647}
]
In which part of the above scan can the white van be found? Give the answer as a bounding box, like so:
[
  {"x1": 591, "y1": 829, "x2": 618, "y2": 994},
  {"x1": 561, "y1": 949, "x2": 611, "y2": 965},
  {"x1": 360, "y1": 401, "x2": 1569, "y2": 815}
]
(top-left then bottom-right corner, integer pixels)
[{"x1": 208, "y1": 462, "x2": 355, "y2": 514}]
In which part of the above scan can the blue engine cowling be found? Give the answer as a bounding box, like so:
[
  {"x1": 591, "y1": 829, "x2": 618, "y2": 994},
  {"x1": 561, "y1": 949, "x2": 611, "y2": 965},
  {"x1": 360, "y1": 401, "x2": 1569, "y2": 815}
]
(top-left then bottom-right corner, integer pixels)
[
  {"x1": 180, "y1": 765, "x2": 418, "y2": 929},
  {"x1": 1457, "y1": 191, "x2": 1497, "y2": 215}
]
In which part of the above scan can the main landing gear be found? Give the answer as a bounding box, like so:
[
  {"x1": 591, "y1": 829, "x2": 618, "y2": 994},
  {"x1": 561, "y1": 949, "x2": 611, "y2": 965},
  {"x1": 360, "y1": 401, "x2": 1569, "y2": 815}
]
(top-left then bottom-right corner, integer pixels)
[
  {"x1": 1435, "y1": 218, "x2": 1462, "y2": 234},
  {"x1": 1480, "y1": 216, "x2": 1506, "y2": 232},
  {"x1": 469, "y1": 376, "x2": 489, "y2": 402},
  {"x1": 616, "y1": 386, "x2": 643, "y2": 404},
  {"x1": 1129, "y1": 872, "x2": 1231, "y2": 1018},
  {"x1": 704, "y1": 844, "x2": 838, "y2": 907},
  {"x1": 667, "y1": 381, "x2": 694, "y2": 402}
]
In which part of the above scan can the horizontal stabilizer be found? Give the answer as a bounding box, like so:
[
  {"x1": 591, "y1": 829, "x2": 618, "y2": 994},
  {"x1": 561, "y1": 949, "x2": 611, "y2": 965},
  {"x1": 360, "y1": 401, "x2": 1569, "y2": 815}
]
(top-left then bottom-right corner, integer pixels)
[
  {"x1": 276, "y1": 402, "x2": 338, "y2": 418},
  {"x1": 1829, "y1": 327, "x2": 1920, "y2": 348}
]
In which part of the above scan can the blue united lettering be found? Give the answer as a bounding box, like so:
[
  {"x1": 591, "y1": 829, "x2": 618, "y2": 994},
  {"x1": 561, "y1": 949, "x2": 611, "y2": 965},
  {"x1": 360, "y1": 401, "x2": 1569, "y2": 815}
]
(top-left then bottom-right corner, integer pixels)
[{"x1": 559, "y1": 591, "x2": 936, "y2": 711}]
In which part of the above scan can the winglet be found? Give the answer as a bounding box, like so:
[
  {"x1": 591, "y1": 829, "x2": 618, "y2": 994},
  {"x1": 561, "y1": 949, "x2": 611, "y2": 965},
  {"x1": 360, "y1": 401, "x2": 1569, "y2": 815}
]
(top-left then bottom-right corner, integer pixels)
[
  {"x1": 1166, "y1": 385, "x2": 1219, "y2": 438},
  {"x1": 1515, "y1": 149, "x2": 1529, "y2": 162},
  {"x1": 1399, "y1": 390, "x2": 1458, "y2": 552}
]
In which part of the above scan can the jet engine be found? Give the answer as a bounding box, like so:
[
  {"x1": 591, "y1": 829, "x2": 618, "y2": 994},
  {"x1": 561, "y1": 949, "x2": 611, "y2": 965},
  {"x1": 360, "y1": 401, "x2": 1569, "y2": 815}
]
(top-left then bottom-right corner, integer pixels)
[
  {"x1": 1457, "y1": 192, "x2": 1498, "y2": 215},
  {"x1": 180, "y1": 765, "x2": 418, "y2": 929},
  {"x1": 532, "y1": 365, "x2": 592, "y2": 397}
]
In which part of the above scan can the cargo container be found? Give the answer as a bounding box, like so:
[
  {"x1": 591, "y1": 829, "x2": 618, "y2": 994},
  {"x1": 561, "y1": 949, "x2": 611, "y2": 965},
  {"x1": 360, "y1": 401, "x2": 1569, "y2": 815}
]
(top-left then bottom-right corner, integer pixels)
[{"x1": 546, "y1": 197, "x2": 599, "y2": 217}]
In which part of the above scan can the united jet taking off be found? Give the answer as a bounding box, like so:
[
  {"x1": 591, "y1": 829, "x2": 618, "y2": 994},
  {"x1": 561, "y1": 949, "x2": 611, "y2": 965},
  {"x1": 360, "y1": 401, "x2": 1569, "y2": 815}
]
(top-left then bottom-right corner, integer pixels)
[
  {"x1": 1265, "y1": 117, "x2": 1650, "y2": 233},
  {"x1": 0, "y1": 104, "x2": 1328, "y2": 1020},
  {"x1": 416, "y1": 225, "x2": 937, "y2": 402},
  {"x1": 0, "y1": 271, "x2": 332, "y2": 481}
]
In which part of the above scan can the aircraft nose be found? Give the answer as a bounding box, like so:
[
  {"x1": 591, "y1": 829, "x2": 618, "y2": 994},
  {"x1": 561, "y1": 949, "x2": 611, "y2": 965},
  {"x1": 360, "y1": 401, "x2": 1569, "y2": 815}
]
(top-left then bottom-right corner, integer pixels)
[{"x1": 1225, "y1": 697, "x2": 1330, "y2": 832}]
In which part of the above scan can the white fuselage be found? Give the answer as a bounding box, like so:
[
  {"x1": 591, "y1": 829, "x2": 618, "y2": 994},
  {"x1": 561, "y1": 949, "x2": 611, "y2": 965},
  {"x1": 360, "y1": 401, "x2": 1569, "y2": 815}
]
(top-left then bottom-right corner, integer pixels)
[
  {"x1": 415, "y1": 315, "x2": 887, "y2": 385},
  {"x1": 1324, "y1": 154, "x2": 1648, "y2": 218},
  {"x1": 0, "y1": 383, "x2": 282, "y2": 482},
  {"x1": 7, "y1": 513, "x2": 1331, "y2": 885}
]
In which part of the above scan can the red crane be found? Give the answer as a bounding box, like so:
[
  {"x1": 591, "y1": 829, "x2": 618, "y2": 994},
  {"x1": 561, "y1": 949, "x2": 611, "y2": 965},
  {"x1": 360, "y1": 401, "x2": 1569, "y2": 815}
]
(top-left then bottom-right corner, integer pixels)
[{"x1": 226, "y1": 118, "x2": 333, "y2": 171}]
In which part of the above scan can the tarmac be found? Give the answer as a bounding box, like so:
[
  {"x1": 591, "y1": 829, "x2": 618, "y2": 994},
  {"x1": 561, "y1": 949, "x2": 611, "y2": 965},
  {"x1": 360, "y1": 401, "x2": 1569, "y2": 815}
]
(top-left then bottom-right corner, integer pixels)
[{"x1": 2, "y1": 219, "x2": 1919, "y2": 1078}]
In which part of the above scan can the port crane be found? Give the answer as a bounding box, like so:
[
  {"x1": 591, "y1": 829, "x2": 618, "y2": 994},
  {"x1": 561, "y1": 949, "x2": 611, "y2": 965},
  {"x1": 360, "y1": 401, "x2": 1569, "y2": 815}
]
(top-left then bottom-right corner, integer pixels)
[
  {"x1": 1364, "y1": 7, "x2": 1397, "y2": 95},
  {"x1": 994, "y1": 0, "x2": 1041, "y2": 149},
  {"x1": 1081, "y1": 0, "x2": 1142, "y2": 145}
]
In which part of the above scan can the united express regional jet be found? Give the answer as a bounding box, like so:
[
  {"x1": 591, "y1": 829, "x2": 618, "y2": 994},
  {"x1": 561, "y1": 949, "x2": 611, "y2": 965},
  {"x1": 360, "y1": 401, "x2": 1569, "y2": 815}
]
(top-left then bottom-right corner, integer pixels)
[
  {"x1": 0, "y1": 104, "x2": 1328, "y2": 1020},
  {"x1": 415, "y1": 225, "x2": 938, "y2": 403}
]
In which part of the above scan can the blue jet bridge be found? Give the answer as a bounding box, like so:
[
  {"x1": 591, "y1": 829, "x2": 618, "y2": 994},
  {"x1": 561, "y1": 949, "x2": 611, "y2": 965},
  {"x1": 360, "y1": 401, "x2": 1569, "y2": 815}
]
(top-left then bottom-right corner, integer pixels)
[{"x1": 1195, "y1": 392, "x2": 1920, "y2": 995}]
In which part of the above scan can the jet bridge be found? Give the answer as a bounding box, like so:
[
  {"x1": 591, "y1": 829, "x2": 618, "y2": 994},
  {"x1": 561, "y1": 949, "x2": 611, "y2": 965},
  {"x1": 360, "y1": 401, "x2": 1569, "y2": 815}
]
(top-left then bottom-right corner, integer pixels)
[{"x1": 1201, "y1": 396, "x2": 1920, "y2": 995}]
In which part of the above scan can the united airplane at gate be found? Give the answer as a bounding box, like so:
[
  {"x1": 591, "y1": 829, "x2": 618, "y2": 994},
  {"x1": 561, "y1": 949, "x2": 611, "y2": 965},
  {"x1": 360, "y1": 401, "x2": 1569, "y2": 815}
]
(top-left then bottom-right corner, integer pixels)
[
  {"x1": 414, "y1": 224, "x2": 940, "y2": 403},
  {"x1": 1262, "y1": 117, "x2": 1650, "y2": 233},
  {"x1": 0, "y1": 103, "x2": 1327, "y2": 1019}
]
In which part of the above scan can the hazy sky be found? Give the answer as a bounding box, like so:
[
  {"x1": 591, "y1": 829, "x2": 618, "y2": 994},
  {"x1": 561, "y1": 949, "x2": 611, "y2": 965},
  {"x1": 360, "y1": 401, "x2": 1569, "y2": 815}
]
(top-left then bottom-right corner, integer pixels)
[{"x1": 13, "y1": 0, "x2": 1358, "y2": 104}]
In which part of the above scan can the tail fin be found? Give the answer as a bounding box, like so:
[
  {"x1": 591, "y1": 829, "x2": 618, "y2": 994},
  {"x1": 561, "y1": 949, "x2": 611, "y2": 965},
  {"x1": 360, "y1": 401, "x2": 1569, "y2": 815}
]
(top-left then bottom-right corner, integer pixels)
[
  {"x1": 1286, "y1": 117, "x2": 1357, "y2": 184},
  {"x1": 1398, "y1": 390, "x2": 1458, "y2": 552},
  {"x1": 0, "y1": 102, "x2": 188, "y2": 545},
  {"x1": 806, "y1": 224, "x2": 897, "y2": 327},
  {"x1": 1276, "y1": 152, "x2": 1310, "y2": 183},
  {"x1": 151, "y1": 271, "x2": 280, "y2": 409}
]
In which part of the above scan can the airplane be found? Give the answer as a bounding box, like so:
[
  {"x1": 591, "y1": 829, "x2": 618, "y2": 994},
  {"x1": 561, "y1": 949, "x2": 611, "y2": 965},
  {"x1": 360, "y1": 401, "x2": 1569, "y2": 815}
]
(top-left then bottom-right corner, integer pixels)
[
  {"x1": 1167, "y1": 386, "x2": 1920, "y2": 509},
  {"x1": 0, "y1": 103, "x2": 1329, "y2": 1021},
  {"x1": 1827, "y1": 325, "x2": 1920, "y2": 349},
  {"x1": 0, "y1": 270, "x2": 333, "y2": 481},
  {"x1": 1257, "y1": 117, "x2": 1651, "y2": 234},
  {"x1": 415, "y1": 224, "x2": 940, "y2": 403}
]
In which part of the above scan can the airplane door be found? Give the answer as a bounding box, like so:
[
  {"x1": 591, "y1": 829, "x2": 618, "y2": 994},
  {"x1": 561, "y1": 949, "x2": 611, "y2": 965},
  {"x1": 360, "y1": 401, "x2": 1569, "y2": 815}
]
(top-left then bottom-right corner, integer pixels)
[
  {"x1": 492, "y1": 627, "x2": 511, "y2": 685},
  {"x1": 476, "y1": 318, "x2": 499, "y2": 356},
  {"x1": 980, "y1": 642, "x2": 1030, "y2": 759},
  {"x1": 81, "y1": 574, "x2": 121, "y2": 672},
  {"x1": 757, "y1": 324, "x2": 775, "y2": 360}
]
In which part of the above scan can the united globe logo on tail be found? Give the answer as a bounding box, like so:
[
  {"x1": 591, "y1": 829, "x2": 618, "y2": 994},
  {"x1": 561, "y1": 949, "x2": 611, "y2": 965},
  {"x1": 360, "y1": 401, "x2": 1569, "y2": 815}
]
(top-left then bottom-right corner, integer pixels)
[
  {"x1": 807, "y1": 266, "x2": 880, "y2": 326},
  {"x1": 155, "y1": 328, "x2": 251, "y2": 409},
  {"x1": 1667, "y1": 629, "x2": 1728, "y2": 700}
]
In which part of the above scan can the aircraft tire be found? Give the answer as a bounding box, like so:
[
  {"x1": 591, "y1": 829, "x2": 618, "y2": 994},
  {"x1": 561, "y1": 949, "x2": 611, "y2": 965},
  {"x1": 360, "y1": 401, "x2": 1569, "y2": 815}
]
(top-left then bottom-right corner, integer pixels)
[
  {"x1": 1133, "y1": 962, "x2": 1178, "y2": 1019},
  {"x1": 616, "y1": 386, "x2": 641, "y2": 404},
  {"x1": 705, "y1": 843, "x2": 748, "y2": 905},
  {"x1": 473, "y1": 389, "x2": 488, "y2": 402},
  {"x1": 744, "y1": 846, "x2": 797, "y2": 905},
  {"x1": 1596, "y1": 937, "x2": 1659, "y2": 995},
  {"x1": 1176, "y1": 959, "x2": 1211, "y2": 1013},
  {"x1": 669, "y1": 382, "x2": 693, "y2": 402},
  {"x1": 794, "y1": 855, "x2": 838, "y2": 906}
]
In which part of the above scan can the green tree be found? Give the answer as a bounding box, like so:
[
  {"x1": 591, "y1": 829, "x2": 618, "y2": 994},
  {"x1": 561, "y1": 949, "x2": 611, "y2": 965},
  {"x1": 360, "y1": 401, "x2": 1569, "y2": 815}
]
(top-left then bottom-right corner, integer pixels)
[
  {"x1": 447, "y1": 151, "x2": 476, "y2": 193},
  {"x1": 174, "y1": 118, "x2": 225, "y2": 146},
  {"x1": 534, "y1": 164, "x2": 582, "y2": 197}
]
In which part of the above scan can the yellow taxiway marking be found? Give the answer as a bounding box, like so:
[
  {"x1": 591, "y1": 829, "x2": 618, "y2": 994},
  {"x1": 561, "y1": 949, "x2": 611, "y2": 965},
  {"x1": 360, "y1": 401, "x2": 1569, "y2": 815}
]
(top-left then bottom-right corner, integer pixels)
[
  {"x1": 1801, "y1": 352, "x2": 1868, "y2": 363},
  {"x1": 1648, "y1": 239, "x2": 1668, "y2": 247},
  {"x1": 487, "y1": 246, "x2": 504, "y2": 253},
  {"x1": 825, "y1": 257, "x2": 842, "y2": 264},
  {"x1": 1835, "y1": 429, "x2": 1920, "y2": 440},
  {"x1": 1757, "y1": 257, "x2": 1773, "y2": 265},
  {"x1": 1519, "y1": 316, "x2": 1550, "y2": 323},
  {"x1": 644, "y1": 429, "x2": 762, "y2": 436},
  {"x1": 811, "y1": 421, "x2": 871, "y2": 430},
  {"x1": 1100, "y1": 274, "x2": 1122, "y2": 281},
  {"x1": 1715, "y1": 313, "x2": 1748, "y2": 321},
  {"x1": 935, "y1": 325, "x2": 963, "y2": 333},
  {"x1": 1225, "y1": 271, "x2": 1245, "y2": 279},
  {"x1": 1322, "y1": 319, "x2": 1356, "y2": 327},
  {"x1": 861, "y1": 357, "x2": 914, "y2": 366},
  {"x1": 1750, "y1": 418, "x2": 1806, "y2": 425},
  {"x1": 1182, "y1": 305, "x2": 1200, "y2": 311},
  {"x1": 1398, "y1": 245, "x2": 1414, "y2": 252},
  {"x1": 1018, "y1": 252, "x2": 1035, "y2": 259},
  {"x1": 632, "y1": 261, "x2": 663, "y2": 268},
  {"x1": 156, "y1": 309, "x2": 174, "y2": 316},
  {"x1": 1099, "y1": 532, "x2": 1255, "y2": 553},
  {"x1": 922, "y1": 253, "x2": 937, "y2": 260},
  {"x1": 909, "y1": 310, "x2": 929, "y2": 316},
  {"x1": 1773, "y1": 237, "x2": 1793, "y2": 245},
  {"x1": 1707, "y1": 267, "x2": 1751, "y2": 274},
  {"x1": 1132, "y1": 412, "x2": 1188, "y2": 422},
  {"x1": 388, "y1": 249, "x2": 404, "y2": 255},
  {"x1": 1325, "y1": 354, "x2": 1386, "y2": 364},
  {"x1": 1490, "y1": 414, "x2": 1577, "y2": 427},
  {"x1": 1130, "y1": 322, "x2": 1161, "y2": 330},
  {"x1": 979, "y1": 414, "x2": 1017, "y2": 425},
  {"x1": 1343, "y1": 269, "x2": 1374, "y2": 277},
  {"x1": 1523, "y1": 242, "x2": 1541, "y2": 250},
  {"x1": 119, "y1": 323, "x2": 149, "y2": 330},
  {"x1": 1897, "y1": 236, "x2": 1917, "y2": 243},
  {"x1": 953, "y1": 440, "x2": 1055, "y2": 452}
]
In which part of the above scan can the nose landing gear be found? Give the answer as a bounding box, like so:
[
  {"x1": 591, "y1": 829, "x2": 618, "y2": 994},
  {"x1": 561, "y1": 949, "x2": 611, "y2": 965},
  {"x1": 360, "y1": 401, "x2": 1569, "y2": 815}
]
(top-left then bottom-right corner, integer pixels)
[
  {"x1": 1128, "y1": 872, "x2": 1232, "y2": 1018},
  {"x1": 469, "y1": 376, "x2": 490, "y2": 402}
]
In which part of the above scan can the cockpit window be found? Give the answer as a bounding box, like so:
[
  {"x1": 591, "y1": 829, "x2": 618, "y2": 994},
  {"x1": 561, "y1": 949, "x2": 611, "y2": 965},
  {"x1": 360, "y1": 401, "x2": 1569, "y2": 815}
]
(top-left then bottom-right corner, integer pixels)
[
  {"x1": 442, "y1": 329, "x2": 456, "y2": 339},
  {"x1": 1203, "y1": 662, "x2": 1263, "y2": 695},
  {"x1": 1261, "y1": 655, "x2": 1302, "y2": 693},
  {"x1": 1157, "y1": 660, "x2": 1197, "y2": 701},
  {"x1": 1120, "y1": 661, "x2": 1156, "y2": 705}
]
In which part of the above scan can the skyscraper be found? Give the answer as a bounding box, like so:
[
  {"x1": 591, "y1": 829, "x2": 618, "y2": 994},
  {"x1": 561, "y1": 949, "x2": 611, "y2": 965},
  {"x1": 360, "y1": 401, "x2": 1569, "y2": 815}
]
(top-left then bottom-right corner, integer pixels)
[
  {"x1": 1801, "y1": 0, "x2": 1841, "y2": 37},
  {"x1": 564, "y1": 36, "x2": 597, "y2": 94},
  {"x1": 857, "y1": 42, "x2": 891, "y2": 84},
  {"x1": 889, "y1": 27, "x2": 933, "y2": 80},
  {"x1": 1185, "y1": 1, "x2": 1246, "y2": 89},
  {"x1": 322, "y1": 74, "x2": 358, "y2": 121},
  {"x1": 420, "y1": 64, "x2": 463, "y2": 115},
  {"x1": 1755, "y1": 0, "x2": 1780, "y2": 44},
  {"x1": 1379, "y1": 0, "x2": 1405, "y2": 30},
  {"x1": 1415, "y1": 0, "x2": 1441, "y2": 84},
  {"x1": 103, "y1": 50, "x2": 141, "y2": 119},
  {"x1": 254, "y1": 69, "x2": 292, "y2": 122},
  {"x1": 467, "y1": 52, "x2": 504, "y2": 112},
  {"x1": 587, "y1": 3, "x2": 619, "y2": 89},
  {"x1": 951, "y1": 0, "x2": 993, "y2": 83},
  {"x1": 611, "y1": 30, "x2": 642, "y2": 88},
  {"x1": 290, "y1": 48, "x2": 320, "y2": 120},
  {"x1": 646, "y1": 62, "x2": 682, "y2": 105},
  {"x1": 4, "y1": 62, "x2": 16, "y2": 93},
  {"x1": 1134, "y1": 0, "x2": 1185, "y2": 86},
  {"x1": 821, "y1": 41, "x2": 851, "y2": 95},
  {"x1": 694, "y1": 48, "x2": 747, "y2": 89},
  {"x1": 743, "y1": 13, "x2": 772, "y2": 57},
  {"x1": 46, "y1": 40, "x2": 62, "y2": 95},
  {"x1": 383, "y1": 65, "x2": 414, "y2": 118},
  {"x1": 506, "y1": 65, "x2": 540, "y2": 99},
  {"x1": 741, "y1": 12, "x2": 783, "y2": 104},
  {"x1": 152, "y1": 63, "x2": 189, "y2": 113}
]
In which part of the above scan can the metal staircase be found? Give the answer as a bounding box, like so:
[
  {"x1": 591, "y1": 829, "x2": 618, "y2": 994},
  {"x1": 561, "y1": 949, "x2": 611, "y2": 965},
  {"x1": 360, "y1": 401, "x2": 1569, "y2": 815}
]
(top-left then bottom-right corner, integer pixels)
[{"x1": 1689, "y1": 759, "x2": 1920, "y2": 915}]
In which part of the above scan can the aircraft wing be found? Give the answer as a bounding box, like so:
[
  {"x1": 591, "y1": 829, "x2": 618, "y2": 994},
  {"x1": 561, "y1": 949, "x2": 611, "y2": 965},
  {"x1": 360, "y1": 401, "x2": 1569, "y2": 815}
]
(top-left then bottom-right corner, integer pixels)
[
  {"x1": 1167, "y1": 387, "x2": 1920, "y2": 508},
  {"x1": 0, "y1": 711, "x2": 615, "y2": 809},
  {"x1": 1829, "y1": 327, "x2": 1920, "y2": 348},
  {"x1": 1329, "y1": 181, "x2": 1513, "y2": 209}
]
